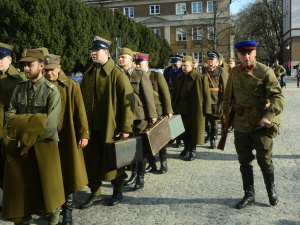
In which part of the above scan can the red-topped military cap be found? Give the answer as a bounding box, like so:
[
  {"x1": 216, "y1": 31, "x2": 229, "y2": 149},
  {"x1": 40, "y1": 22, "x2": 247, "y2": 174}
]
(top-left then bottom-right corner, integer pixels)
[
  {"x1": 234, "y1": 40, "x2": 258, "y2": 52},
  {"x1": 135, "y1": 53, "x2": 149, "y2": 63}
]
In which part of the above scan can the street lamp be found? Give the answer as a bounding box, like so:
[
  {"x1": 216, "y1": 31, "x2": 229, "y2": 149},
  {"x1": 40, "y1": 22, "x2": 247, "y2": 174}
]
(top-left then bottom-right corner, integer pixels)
[{"x1": 286, "y1": 40, "x2": 292, "y2": 50}]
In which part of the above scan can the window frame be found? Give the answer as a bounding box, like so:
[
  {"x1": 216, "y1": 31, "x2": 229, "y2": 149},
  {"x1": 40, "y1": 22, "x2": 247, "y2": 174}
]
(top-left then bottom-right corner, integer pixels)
[
  {"x1": 176, "y1": 27, "x2": 187, "y2": 41},
  {"x1": 124, "y1": 7, "x2": 134, "y2": 18},
  {"x1": 192, "y1": 27, "x2": 203, "y2": 40},
  {"x1": 152, "y1": 29, "x2": 161, "y2": 36},
  {"x1": 193, "y1": 52, "x2": 203, "y2": 64},
  {"x1": 207, "y1": 1, "x2": 215, "y2": 13},
  {"x1": 192, "y1": 2, "x2": 203, "y2": 14},
  {"x1": 176, "y1": 3, "x2": 187, "y2": 15},
  {"x1": 150, "y1": 5, "x2": 160, "y2": 15}
]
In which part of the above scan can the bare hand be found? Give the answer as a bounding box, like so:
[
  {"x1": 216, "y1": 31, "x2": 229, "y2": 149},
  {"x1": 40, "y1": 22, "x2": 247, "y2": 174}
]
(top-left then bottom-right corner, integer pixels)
[
  {"x1": 259, "y1": 118, "x2": 271, "y2": 127},
  {"x1": 150, "y1": 118, "x2": 157, "y2": 124},
  {"x1": 116, "y1": 132, "x2": 130, "y2": 140},
  {"x1": 168, "y1": 113, "x2": 173, "y2": 119},
  {"x1": 79, "y1": 138, "x2": 89, "y2": 148}
]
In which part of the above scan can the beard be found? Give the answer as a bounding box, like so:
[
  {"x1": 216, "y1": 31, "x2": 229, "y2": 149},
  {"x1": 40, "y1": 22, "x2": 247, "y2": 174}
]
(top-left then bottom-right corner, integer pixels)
[{"x1": 25, "y1": 68, "x2": 40, "y2": 80}]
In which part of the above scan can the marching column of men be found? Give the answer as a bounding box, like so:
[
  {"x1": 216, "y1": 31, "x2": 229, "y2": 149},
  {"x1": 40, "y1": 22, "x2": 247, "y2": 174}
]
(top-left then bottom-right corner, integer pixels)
[{"x1": 0, "y1": 37, "x2": 284, "y2": 224}]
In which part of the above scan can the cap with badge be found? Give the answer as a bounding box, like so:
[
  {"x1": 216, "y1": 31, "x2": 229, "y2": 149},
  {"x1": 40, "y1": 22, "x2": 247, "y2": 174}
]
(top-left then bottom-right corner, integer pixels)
[
  {"x1": 89, "y1": 36, "x2": 112, "y2": 50},
  {"x1": 170, "y1": 54, "x2": 183, "y2": 64},
  {"x1": 207, "y1": 51, "x2": 219, "y2": 59},
  {"x1": 135, "y1": 53, "x2": 149, "y2": 63},
  {"x1": 19, "y1": 49, "x2": 45, "y2": 62},
  {"x1": 234, "y1": 40, "x2": 258, "y2": 53},
  {"x1": 118, "y1": 47, "x2": 134, "y2": 58},
  {"x1": 182, "y1": 55, "x2": 193, "y2": 62},
  {"x1": 0, "y1": 42, "x2": 13, "y2": 58},
  {"x1": 37, "y1": 47, "x2": 50, "y2": 57},
  {"x1": 44, "y1": 54, "x2": 61, "y2": 70}
]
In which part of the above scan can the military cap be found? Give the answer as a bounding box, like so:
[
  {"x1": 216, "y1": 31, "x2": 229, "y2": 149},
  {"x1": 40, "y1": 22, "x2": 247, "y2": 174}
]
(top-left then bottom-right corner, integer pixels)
[
  {"x1": 89, "y1": 36, "x2": 111, "y2": 50},
  {"x1": 207, "y1": 50, "x2": 219, "y2": 59},
  {"x1": 19, "y1": 49, "x2": 44, "y2": 62},
  {"x1": 192, "y1": 58, "x2": 199, "y2": 63},
  {"x1": 44, "y1": 54, "x2": 61, "y2": 70},
  {"x1": 170, "y1": 54, "x2": 183, "y2": 64},
  {"x1": 135, "y1": 53, "x2": 149, "y2": 63},
  {"x1": 37, "y1": 47, "x2": 50, "y2": 56},
  {"x1": 182, "y1": 55, "x2": 193, "y2": 62},
  {"x1": 234, "y1": 40, "x2": 258, "y2": 52},
  {"x1": 0, "y1": 42, "x2": 13, "y2": 57},
  {"x1": 119, "y1": 47, "x2": 134, "y2": 58}
]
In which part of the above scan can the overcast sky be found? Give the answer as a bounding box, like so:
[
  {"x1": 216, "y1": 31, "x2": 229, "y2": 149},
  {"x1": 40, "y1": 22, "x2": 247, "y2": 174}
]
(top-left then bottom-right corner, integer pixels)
[{"x1": 230, "y1": 0, "x2": 254, "y2": 15}]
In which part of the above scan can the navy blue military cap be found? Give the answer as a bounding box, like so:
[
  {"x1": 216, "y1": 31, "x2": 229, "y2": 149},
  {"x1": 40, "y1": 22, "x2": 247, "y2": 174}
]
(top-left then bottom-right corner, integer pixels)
[
  {"x1": 0, "y1": 42, "x2": 13, "y2": 57},
  {"x1": 234, "y1": 40, "x2": 258, "y2": 52},
  {"x1": 207, "y1": 50, "x2": 219, "y2": 59},
  {"x1": 89, "y1": 36, "x2": 112, "y2": 50},
  {"x1": 170, "y1": 54, "x2": 183, "y2": 64}
]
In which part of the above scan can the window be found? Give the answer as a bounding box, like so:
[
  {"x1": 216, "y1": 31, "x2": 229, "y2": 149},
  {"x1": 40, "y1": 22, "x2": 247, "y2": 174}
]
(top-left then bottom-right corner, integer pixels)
[
  {"x1": 207, "y1": 26, "x2": 215, "y2": 40},
  {"x1": 207, "y1": 1, "x2": 215, "y2": 13},
  {"x1": 153, "y1": 29, "x2": 161, "y2": 36},
  {"x1": 177, "y1": 28, "x2": 187, "y2": 41},
  {"x1": 176, "y1": 3, "x2": 186, "y2": 15},
  {"x1": 124, "y1": 7, "x2": 134, "y2": 18},
  {"x1": 193, "y1": 52, "x2": 203, "y2": 64},
  {"x1": 192, "y1": 2, "x2": 202, "y2": 14},
  {"x1": 192, "y1": 27, "x2": 203, "y2": 40},
  {"x1": 150, "y1": 5, "x2": 160, "y2": 15},
  {"x1": 110, "y1": 8, "x2": 118, "y2": 12}
]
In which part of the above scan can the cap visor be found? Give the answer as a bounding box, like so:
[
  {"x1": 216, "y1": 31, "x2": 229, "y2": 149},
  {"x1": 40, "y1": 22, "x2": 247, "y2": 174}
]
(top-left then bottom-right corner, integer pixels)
[{"x1": 19, "y1": 57, "x2": 40, "y2": 62}]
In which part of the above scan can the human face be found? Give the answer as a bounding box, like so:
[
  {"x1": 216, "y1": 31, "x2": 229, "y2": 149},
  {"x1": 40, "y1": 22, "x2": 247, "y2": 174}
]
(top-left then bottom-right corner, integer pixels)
[
  {"x1": 118, "y1": 54, "x2": 133, "y2": 70},
  {"x1": 181, "y1": 61, "x2": 193, "y2": 73},
  {"x1": 237, "y1": 50, "x2": 256, "y2": 67},
  {"x1": 90, "y1": 48, "x2": 108, "y2": 65},
  {"x1": 229, "y1": 61, "x2": 236, "y2": 68},
  {"x1": 207, "y1": 58, "x2": 218, "y2": 67},
  {"x1": 135, "y1": 61, "x2": 148, "y2": 72},
  {"x1": 23, "y1": 61, "x2": 44, "y2": 82},
  {"x1": 192, "y1": 61, "x2": 199, "y2": 69},
  {"x1": 45, "y1": 65, "x2": 61, "y2": 82},
  {"x1": 0, "y1": 56, "x2": 12, "y2": 74},
  {"x1": 172, "y1": 61, "x2": 182, "y2": 69}
]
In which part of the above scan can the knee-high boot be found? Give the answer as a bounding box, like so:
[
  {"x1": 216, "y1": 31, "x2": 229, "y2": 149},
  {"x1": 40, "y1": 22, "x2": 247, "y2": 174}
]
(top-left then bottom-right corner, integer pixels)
[
  {"x1": 124, "y1": 163, "x2": 137, "y2": 186},
  {"x1": 135, "y1": 159, "x2": 146, "y2": 189},
  {"x1": 236, "y1": 168, "x2": 255, "y2": 209},
  {"x1": 159, "y1": 146, "x2": 168, "y2": 174},
  {"x1": 180, "y1": 133, "x2": 190, "y2": 157},
  {"x1": 210, "y1": 128, "x2": 218, "y2": 149},
  {"x1": 62, "y1": 193, "x2": 73, "y2": 225},
  {"x1": 188, "y1": 146, "x2": 196, "y2": 161},
  {"x1": 205, "y1": 124, "x2": 211, "y2": 143},
  {"x1": 262, "y1": 172, "x2": 279, "y2": 206}
]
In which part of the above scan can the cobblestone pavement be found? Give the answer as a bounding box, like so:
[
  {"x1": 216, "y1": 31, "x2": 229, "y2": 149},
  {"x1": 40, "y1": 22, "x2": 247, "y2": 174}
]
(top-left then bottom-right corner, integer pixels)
[{"x1": 1, "y1": 76, "x2": 300, "y2": 225}]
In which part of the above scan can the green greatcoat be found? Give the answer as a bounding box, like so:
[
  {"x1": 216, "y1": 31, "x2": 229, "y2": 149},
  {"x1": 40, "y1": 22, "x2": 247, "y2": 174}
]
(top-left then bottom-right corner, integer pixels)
[
  {"x1": 148, "y1": 70, "x2": 173, "y2": 116},
  {"x1": 2, "y1": 76, "x2": 64, "y2": 219},
  {"x1": 81, "y1": 58, "x2": 134, "y2": 182},
  {"x1": 223, "y1": 60, "x2": 284, "y2": 133},
  {"x1": 273, "y1": 64, "x2": 286, "y2": 80},
  {"x1": 0, "y1": 64, "x2": 26, "y2": 188},
  {"x1": 172, "y1": 69, "x2": 212, "y2": 145},
  {"x1": 53, "y1": 71, "x2": 89, "y2": 193}
]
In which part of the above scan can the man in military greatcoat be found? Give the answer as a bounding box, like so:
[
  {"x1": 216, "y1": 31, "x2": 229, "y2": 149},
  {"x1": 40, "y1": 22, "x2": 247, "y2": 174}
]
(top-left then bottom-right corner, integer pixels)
[
  {"x1": 223, "y1": 40, "x2": 284, "y2": 209},
  {"x1": 135, "y1": 53, "x2": 173, "y2": 174},
  {"x1": 172, "y1": 56, "x2": 211, "y2": 161},
  {"x1": 44, "y1": 54, "x2": 89, "y2": 225},
  {"x1": 0, "y1": 42, "x2": 27, "y2": 211},
  {"x1": 80, "y1": 36, "x2": 134, "y2": 208},
  {"x1": 3, "y1": 49, "x2": 64, "y2": 225},
  {"x1": 118, "y1": 48, "x2": 157, "y2": 189},
  {"x1": 203, "y1": 51, "x2": 228, "y2": 149}
]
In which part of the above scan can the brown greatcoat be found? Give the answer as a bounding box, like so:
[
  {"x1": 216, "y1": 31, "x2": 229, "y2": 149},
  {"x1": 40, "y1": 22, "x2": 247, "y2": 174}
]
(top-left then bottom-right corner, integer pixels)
[
  {"x1": 81, "y1": 58, "x2": 134, "y2": 181},
  {"x1": 54, "y1": 71, "x2": 89, "y2": 193},
  {"x1": 172, "y1": 69, "x2": 212, "y2": 145}
]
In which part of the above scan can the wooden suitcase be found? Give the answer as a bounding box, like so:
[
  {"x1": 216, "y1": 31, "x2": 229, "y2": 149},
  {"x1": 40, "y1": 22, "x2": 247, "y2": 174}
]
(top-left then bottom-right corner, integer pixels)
[
  {"x1": 139, "y1": 116, "x2": 172, "y2": 157},
  {"x1": 105, "y1": 136, "x2": 143, "y2": 170},
  {"x1": 168, "y1": 114, "x2": 185, "y2": 140}
]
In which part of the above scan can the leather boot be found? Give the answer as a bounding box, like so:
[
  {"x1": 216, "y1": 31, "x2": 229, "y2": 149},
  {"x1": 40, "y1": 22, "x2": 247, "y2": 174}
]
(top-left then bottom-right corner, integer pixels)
[
  {"x1": 134, "y1": 160, "x2": 145, "y2": 189},
  {"x1": 124, "y1": 163, "x2": 137, "y2": 186},
  {"x1": 188, "y1": 146, "x2": 196, "y2": 161},
  {"x1": 145, "y1": 156, "x2": 157, "y2": 173},
  {"x1": 175, "y1": 138, "x2": 181, "y2": 148},
  {"x1": 262, "y1": 172, "x2": 279, "y2": 206},
  {"x1": 108, "y1": 192, "x2": 123, "y2": 206},
  {"x1": 205, "y1": 125, "x2": 211, "y2": 143},
  {"x1": 236, "y1": 168, "x2": 255, "y2": 209},
  {"x1": 180, "y1": 134, "x2": 190, "y2": 157},
  {"x1": 79, "y1": 194, "x2": 103, "y2": 209},
  {"x1": 62, "y1": 193, "x2": 73, "y2": 225},
  {"x1": 159, "y1": 147, "x2": 168, "y2": 174},
  {"x1": 210, "y1": 128, "x2": 217, "y2": 149}
]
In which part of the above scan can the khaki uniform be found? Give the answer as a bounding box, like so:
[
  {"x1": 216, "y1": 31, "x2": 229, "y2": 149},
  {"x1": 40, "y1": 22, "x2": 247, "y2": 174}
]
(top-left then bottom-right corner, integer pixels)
[
  {"x1": 172, "y1": 69, "x2": 211, "y2": 146},
  {"x1": 53, "y1": 71, "x2": 89, "y2": 193},
  {"x1": 223, "y1": 60, "x2": 284, "y2": 173},
  {"x1": 273, "y1": 64, "x2": 286, "y2": 81},
  {"x1": 81, "y1": 58, "x2": 134, "y2": 193},
  {"x1": 2, "y1": 76, "x2": 64, "y2": 219}
]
